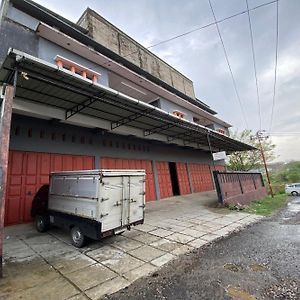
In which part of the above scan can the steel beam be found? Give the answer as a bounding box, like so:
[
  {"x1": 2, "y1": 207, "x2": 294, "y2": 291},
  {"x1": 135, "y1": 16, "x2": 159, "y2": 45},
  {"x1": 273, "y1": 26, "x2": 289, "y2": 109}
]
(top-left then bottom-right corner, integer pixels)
[
  {"x1": 111, "y1": 108, "x2": 155, "y2": 130},
  {"x1": 144, "y1": 123, "x2": 176, "y2": 136},
  {"x1": 65, "y1": 98, "x2": 99, "y2": 119},
  {"x1": 0, "y1": 85, "x2": 14, "y2": 277},
  {"x1": 167, "y1": 130, "x2": 197, "y2": 142}
]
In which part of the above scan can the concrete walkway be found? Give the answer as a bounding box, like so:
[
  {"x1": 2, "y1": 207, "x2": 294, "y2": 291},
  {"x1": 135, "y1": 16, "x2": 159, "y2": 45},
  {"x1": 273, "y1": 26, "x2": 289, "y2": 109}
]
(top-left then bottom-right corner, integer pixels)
[{"x1": 1, "y1": 192, "x2": 262, "y2": 300}]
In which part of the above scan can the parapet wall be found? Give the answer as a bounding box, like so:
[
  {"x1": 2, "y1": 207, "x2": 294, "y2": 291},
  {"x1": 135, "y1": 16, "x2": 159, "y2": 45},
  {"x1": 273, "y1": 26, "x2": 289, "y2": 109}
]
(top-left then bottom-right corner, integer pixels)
[{"x1": 77, "y1": 8, "x2": 196, "y2": 99}]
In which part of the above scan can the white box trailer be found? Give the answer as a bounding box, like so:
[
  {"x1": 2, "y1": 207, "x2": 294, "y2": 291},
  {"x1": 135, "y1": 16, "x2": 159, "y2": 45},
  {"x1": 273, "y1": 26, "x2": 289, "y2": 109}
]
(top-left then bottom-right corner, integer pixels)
[{"x1": 33, "y1": 169, "x2": 146, "y2": 247}]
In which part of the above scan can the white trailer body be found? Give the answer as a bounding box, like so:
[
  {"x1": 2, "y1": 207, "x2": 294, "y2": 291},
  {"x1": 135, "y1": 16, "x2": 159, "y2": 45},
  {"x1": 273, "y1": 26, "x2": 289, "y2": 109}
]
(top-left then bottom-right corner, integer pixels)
[{"x1": 35, "y1": 169, "x2": 145, "y2": 247}]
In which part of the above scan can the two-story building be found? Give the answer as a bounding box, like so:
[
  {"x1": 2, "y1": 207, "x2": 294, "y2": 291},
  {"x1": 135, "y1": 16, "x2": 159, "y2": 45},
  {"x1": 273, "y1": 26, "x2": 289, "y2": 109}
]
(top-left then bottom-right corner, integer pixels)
[{"x1": 0, "y1": 0, "x2": 253, "y2": 226}]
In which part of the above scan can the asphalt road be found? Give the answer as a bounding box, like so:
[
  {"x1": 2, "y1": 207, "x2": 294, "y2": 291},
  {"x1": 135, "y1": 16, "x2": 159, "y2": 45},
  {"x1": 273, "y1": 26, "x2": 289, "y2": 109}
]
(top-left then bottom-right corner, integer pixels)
[{"x1": 106, "y1": 197, "x2": 300, "y2": 300}]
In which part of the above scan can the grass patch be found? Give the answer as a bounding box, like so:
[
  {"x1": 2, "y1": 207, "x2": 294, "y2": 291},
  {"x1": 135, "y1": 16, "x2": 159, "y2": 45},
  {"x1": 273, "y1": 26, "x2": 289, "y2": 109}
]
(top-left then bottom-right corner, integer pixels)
[{"x1": 243, "y1": 194, "x2": 288, "y2": 216}]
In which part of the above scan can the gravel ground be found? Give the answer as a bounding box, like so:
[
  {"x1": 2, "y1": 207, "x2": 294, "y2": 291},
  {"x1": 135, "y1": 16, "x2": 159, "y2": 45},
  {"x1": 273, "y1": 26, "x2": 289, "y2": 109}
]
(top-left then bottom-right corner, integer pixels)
[{"x1": 105, "y1": 197, "x2": 300, "y2": 300}]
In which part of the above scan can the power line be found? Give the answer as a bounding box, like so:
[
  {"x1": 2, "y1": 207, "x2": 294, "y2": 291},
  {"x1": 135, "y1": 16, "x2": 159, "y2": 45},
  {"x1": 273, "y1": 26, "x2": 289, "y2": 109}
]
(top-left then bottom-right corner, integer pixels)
[
  {"x1": 146, "y1": 0, "x2": 279, "y2": 51},
  {"x1": 103, "y1": 0, "x2": 279, "y2": 65},
  {"x1": 208, "y1": 0, "x2": 249, "y2": 129},
  {"x1": 268, "y1": 133, "x2": 300, "y2": 136},
  {"x1": 269, "y1": 0, "x2": 279, "y2": 133},
  {"x1": 245, "y1": 0, "x2": 262, "y2": 130}
]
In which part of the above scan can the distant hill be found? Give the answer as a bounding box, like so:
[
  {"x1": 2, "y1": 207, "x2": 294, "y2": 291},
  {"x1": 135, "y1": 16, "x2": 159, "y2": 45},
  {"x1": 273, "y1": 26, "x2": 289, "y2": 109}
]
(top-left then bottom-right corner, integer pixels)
[{"x1": 269, "y1": 161, "x2": 300, "y2": 193}]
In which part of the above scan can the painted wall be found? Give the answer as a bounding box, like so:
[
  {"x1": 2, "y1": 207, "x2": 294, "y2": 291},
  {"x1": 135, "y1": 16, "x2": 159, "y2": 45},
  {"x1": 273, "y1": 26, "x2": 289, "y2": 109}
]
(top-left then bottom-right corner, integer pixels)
[
  {"x1": 159, "y1": 97, "x2": 194, "y2": 122},
  {"x1": 6, "y1": 4, "x2": 39, "y2": 31},
  {"x1": 1, "y1": 5, "x2": 110, "y2": 86},
  {"x1": 9, "y1": 114, "x2": 214, "y2": 166},
  {"x1": 0, "y1": 18, "x2": 39, "y2": 67},
  {"x1": 38, "y1": 38, "x2": 109, "y2": 86}
]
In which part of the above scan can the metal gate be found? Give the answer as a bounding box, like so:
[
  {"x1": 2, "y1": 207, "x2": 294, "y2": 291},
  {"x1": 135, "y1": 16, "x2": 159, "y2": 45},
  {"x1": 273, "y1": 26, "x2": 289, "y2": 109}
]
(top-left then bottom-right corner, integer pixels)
[
  {"x1": 156, "y1": 161, "x2": 173, "y2": 199},
  {"x1": 189, "y1": 163, "x2": 214, "y2": 192},
  {"x1": 176, "y1": 162, "x2": 191, "y2": 195},
  {"x1": 5, "y1": 150, "x2": 94, "y2": 225},
  {"x1": 101, "y1": 157, "x2": 156, "y2": 202}
]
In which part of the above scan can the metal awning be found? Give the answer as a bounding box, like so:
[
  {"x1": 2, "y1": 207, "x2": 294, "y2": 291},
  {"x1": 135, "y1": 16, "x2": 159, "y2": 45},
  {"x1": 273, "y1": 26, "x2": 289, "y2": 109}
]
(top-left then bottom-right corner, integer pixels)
[{"x1": 0, "y1": 49, "x2": 255, "y2": 152}]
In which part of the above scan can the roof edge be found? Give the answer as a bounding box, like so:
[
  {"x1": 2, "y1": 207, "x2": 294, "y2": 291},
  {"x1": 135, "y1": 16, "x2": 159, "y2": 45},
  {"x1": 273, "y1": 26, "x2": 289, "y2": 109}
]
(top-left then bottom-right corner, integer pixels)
[{"x1": 9, "y1": 0, "x2": 221, "y2": 116}]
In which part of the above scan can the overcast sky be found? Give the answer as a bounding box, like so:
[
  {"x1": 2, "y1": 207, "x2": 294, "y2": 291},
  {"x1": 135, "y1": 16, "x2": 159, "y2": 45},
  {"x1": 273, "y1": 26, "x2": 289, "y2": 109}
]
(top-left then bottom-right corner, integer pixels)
[{"x1": 33, "y1": 0, "x2": 300, "y2": 162}]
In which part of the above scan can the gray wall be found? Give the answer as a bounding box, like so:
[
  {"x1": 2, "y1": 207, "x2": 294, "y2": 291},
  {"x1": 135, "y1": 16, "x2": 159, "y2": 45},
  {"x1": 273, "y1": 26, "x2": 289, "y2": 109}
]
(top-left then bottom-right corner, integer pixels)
[
  {"x1": 38, "y1": 38, "x2": 109, "y2": 87},
  {"x1": 0, "y1": 19, "x2": 39, "y2": 67},
  {"x1": 9, "y1": 114, "x2": 214, "y2": 165},
  {"x1": 1, "y1": 5, "x2": 110, "y2": 87},
  {"x1": 159, "y1": 97, "x2": 194, "y2": 122}
]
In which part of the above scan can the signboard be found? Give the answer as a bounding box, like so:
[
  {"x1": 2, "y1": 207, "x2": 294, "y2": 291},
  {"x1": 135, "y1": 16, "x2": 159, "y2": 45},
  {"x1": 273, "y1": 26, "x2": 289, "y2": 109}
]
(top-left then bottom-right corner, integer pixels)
[{"x1": 213, "y1": 151, "x2": 227, "y2": 161}]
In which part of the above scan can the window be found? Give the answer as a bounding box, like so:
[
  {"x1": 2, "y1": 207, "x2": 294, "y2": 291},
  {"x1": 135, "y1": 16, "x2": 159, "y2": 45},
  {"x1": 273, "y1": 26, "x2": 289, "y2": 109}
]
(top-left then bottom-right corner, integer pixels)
[
  {"x1": 217, "y1": 128, "x2": 225, "y2": 135},
  {"x1": 40, "y1": 130, "x2": 45, "y2": 139},
  {"x1": 15, "y1": 126, "x2": 20, "y2": 136},
  {"x1": 193, "y1": 117, "x2": 200, "y2": 124},
  {"x1": 173, "y1": 111, "x2": 185, "y2": 119}
]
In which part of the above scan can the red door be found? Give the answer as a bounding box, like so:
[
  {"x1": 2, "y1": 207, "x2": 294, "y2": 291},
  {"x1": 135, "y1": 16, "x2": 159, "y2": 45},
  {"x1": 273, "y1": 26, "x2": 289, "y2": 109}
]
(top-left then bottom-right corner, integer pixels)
[
  {"x1": 5, "y1": 151, "x2": 95, "y2": 225},
  {"x1": 101, "y1": 157, "x2": 156, "y2": 202},
  {"x1": 156, "y1": 161, "x2": 173, "y2": 199},
  {"x1": 189, "y1": 163, "x2": 214, "y2": 192},
  {"x1": 176, "y1": 162, "x2": 191, "y2": 195}
]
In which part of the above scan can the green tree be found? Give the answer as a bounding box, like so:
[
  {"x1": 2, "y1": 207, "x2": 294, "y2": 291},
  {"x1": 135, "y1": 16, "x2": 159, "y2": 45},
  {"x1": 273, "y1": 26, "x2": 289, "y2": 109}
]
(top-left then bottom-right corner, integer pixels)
[{"x1": 226, "y1": 129, "x2": 276, "y2": 171}]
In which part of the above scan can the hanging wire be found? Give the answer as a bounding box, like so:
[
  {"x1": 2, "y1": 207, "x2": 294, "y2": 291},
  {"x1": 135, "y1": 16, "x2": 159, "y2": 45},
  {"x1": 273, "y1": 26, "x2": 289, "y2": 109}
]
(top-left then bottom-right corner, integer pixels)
[
  {"x1": 208, "y1": 0, "x2": 249, "y2": 129},
  {"x1": 245, "y1": 0, "x2": 262, "y2": 130},
  {"x1": 269, "y1": 0, "x2": 279, "y2": 133}
]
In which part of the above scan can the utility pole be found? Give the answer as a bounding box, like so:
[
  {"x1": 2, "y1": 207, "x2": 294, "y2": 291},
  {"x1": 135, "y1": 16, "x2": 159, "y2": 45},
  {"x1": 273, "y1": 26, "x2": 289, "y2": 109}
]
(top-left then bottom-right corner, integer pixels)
[{"x1": 256, "y1": 130, "x2": 274, "y2": 198}]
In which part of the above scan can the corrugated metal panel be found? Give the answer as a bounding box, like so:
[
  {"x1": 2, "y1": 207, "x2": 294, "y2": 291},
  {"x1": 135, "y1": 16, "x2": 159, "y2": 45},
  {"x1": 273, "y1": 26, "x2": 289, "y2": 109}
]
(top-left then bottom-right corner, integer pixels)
[
  {"x1": 189, "y1": 163, "x2": 214, "y2": 192},
  {"x1": 156, "y1": 161, "x2": 173, "y2": 199},
  {"x1": 176, "y1": 162, "x2": 191, "y2": 195},
  {"x1": 0, "y1": 50, "x2": 255, "y2": 153},
  {"x1": 5, "y1": 151, "x2": 95, "y2": 225},
  {"x1": 101, "y1": 157, "x2": 156, "y2": 202}
]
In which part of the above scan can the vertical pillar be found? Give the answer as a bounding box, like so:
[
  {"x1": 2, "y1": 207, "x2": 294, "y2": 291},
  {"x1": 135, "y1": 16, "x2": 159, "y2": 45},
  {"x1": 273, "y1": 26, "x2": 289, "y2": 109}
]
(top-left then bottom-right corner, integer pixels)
[
  {"x1": 95, "y1": 156, "x2": 100, "y2": 169},
  {"x1": 186, "y1": 162, "x2": 194, "y2": 193},
  {"x1": 0, "y1": 85, "x2": 14, "y2": 277},
  {"x1": 152, "y1": 160, "x2": 160, "y2": 200}
]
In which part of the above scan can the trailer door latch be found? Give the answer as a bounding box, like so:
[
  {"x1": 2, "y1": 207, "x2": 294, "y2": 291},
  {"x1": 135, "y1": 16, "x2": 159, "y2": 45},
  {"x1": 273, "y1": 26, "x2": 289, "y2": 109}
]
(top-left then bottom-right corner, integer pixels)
[{"x1": 100, "y1": 213, "x2": 109, "y2": 218}]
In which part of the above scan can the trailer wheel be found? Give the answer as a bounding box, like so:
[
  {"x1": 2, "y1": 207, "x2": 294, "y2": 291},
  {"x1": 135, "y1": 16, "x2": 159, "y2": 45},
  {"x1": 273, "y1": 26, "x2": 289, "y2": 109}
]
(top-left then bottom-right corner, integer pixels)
[
  {"x1": 70, "y1": 226, "x2": 86, "y2": 248},
  {"x1": 36, "y1": 215, "x2": 49, "y2": 233}
]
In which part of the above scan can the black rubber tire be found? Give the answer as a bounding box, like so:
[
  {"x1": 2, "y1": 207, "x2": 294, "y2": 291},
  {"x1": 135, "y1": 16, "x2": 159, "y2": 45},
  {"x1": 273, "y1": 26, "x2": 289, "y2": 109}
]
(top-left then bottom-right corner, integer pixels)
[
  {"x1": 36, "y1": 215, "x2": 49, "y2": 233},
  {"x1": 291, "y1": 191, "x2": 299, "y2": 196},
  {"x1": 70, "y1": 226, "x2": 86, "y2": 248}
]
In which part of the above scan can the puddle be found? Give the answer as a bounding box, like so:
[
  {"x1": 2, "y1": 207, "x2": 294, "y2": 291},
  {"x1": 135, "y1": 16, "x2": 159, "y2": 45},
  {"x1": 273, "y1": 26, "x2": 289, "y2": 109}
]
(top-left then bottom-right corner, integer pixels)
[
  {"x1": 223, "y1": 263, "x2": 244, "y2": 272},
  {"x1": 226, "y1": 286, "x2": 257, "y2": 300},
  {"x1": 249, "y1": 263, "x2": 268, "y2": 272}
]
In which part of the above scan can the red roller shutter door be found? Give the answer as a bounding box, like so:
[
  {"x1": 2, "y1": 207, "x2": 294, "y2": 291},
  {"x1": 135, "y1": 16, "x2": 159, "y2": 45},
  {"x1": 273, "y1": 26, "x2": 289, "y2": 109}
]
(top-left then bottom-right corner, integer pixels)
[
  {"x1": 189, "y1": 163, "x2": 214, "y2": 192},
  {"x1": 156, "y1": 161, "x2": 173, "y2": 199},
  {"x1": 176, "y1": 162, "x2": 191, "y2": 195},
  {"x1": 5, "y1": 151, "x2": 94, "y2": 225},
  {"x1": 101, "y1": 157, "x2": 156, "y2": 202}
]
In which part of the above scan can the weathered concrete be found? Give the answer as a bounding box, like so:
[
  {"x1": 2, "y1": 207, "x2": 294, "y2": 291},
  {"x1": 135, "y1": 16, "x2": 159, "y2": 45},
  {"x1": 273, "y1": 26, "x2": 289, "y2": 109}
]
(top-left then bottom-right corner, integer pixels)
[
  {"x1": 0, "y1": 85, "x2": 14, "y2": 277},
  {"x1": 1, "y1": 191, "x2": 262, "y2": 299},
  {"x1": 107, "y1": 196, "x2": 300, "y2": 300},
  {"x1": 77, "y1": 8, "x2": 196, "y2": 99}
]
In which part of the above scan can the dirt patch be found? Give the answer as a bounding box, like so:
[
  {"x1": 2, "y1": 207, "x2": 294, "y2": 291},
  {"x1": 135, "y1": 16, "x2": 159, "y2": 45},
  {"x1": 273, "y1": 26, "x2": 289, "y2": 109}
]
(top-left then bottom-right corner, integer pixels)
[
  {"x1": 226, "y1": 286, "x2": 256, "y2": 300},
  {"x1": 223, "y1": 263, "x2": 244, "y2": 272},
  {"x1": 249, "y1": 263, "x2": 268, "y2": 272}
]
